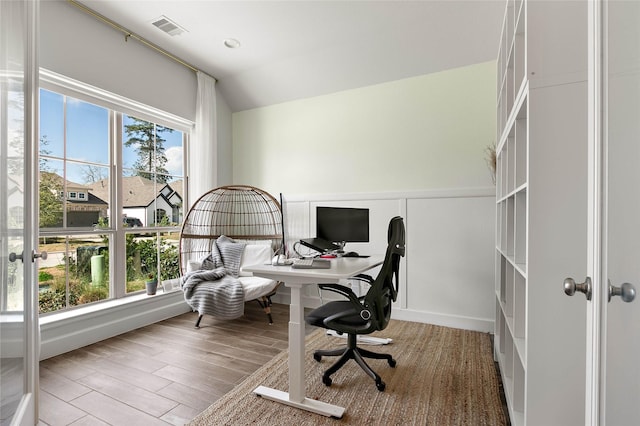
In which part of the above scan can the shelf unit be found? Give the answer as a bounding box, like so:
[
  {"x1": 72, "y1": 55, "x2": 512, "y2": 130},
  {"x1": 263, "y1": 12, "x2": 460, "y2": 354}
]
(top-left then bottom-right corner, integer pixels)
[
  {"x1": 494, "y1": 1, "x2": 588, "y2": 425},
  {"x1": 495, "y1": 3, "x2": 527, "y2": 422}
]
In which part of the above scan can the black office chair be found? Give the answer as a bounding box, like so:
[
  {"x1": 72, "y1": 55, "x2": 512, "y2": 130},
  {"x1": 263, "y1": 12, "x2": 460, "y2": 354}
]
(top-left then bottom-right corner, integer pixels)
[{"x1": 305, "y1": 216, "x2": 405, "y2": 391}]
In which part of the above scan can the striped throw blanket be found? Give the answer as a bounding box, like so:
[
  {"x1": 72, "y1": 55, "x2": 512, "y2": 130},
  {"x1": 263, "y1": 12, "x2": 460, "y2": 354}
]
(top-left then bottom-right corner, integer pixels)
[{"x1": 181, "y1": 236, "x2": 247, "y2": 320}]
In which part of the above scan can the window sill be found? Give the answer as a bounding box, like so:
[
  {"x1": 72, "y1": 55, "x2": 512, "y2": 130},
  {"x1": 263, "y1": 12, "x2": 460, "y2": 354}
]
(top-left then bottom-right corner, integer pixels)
[
  {"x1": 39, "y1": 288, "x2": 181, "y2": 326},
  {"x1": 39, "y1": 287, "x2": 189, "y2": 360}
]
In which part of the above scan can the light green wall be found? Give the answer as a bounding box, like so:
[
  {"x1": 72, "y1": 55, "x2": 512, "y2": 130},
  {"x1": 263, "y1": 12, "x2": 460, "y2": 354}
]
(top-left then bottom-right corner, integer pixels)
[{"x1": 232, "y1": 61, "x2": 496, "y2": 196}]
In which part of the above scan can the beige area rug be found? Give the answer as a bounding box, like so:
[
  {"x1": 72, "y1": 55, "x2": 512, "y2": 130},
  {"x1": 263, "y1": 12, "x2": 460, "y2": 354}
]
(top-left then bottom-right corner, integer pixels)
[{"x1": 189, "y1": 321, "x2": 507, "y2": 426}]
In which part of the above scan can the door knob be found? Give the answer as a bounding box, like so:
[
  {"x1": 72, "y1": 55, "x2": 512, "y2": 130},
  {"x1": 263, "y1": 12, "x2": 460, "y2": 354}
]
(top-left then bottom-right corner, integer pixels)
[
  {"x1": 8, "y1": 251, "x2": 47, "y2": 263},
  {"x1": 608, "y1": 281, "x2": 636, "y2": 303},
  {"x1": 9, "y1": 252, "x2": 23, "y2": 263},
  {"x1": 564, "y1": 277, "x2": 592, "y2": 301},
  {"x1": 33, "y1": 251, "x2": 48, "y2": 261}
]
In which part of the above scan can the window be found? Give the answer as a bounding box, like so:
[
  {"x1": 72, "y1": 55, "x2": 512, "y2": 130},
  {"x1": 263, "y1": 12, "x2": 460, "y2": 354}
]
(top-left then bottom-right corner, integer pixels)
[
  {"x1": 38, "y1": 74, "x2": 191, "y2": 314},
  {"x1": 154, "y1": 209, "x2": 167, "y2": 224}
]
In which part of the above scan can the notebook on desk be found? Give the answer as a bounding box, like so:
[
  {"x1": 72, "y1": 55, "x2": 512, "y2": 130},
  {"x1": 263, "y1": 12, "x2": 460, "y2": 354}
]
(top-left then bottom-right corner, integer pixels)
[{"x1": 291, "y1": 258, "x2": 331, "y2": 269}]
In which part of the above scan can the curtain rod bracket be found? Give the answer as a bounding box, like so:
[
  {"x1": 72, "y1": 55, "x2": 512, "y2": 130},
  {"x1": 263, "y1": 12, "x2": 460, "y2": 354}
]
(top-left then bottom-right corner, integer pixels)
[{"x1": 125, "y1": 33, "x2": 131, "y2": 42}]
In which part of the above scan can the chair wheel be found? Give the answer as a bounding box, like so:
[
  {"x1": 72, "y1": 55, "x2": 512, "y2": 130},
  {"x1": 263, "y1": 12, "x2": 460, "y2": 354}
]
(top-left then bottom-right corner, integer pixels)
[
  {"x1": 313, "y1": 353, "x2": 322, "y2": 362},
  {"x1": 376, "y1": 380, "x2": 386, "y2": 392},
  {"x1": 322, "y1": 375, "x2": 332, "y2": 387},
  {"x1": 388, "y1": 358, "x2": 397, "y2": 368}
]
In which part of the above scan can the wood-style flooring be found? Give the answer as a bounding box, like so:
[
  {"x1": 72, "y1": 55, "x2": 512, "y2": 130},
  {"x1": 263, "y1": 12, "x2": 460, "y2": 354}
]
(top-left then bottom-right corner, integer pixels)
[{"x1": 38, "y1": 302, "x2": 301, "y2": 426}]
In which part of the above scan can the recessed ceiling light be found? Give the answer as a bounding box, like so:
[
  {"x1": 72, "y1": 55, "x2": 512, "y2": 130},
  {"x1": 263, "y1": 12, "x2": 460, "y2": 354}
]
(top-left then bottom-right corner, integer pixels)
[{"x1": 224, "y1": 38, "x2": 241, "y2": 49}]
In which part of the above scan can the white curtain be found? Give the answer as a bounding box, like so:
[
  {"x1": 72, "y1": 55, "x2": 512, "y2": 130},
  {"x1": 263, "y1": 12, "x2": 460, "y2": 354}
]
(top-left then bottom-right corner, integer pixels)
[{"x1": 190, "y1": 71, "x2": 217, "y2": 207}]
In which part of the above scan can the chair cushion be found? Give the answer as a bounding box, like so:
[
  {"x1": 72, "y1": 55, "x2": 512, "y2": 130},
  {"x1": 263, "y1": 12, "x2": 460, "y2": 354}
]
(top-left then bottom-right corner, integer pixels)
[
  {"x1": 306, "y1": 300, "x2": 366, "y2": 329},
  {"x1": 239, "y1": 276, "x2": 279, "y2": 301},
  {"x1": 184, "y1": 247, "x2": 278, "y2": 302}
]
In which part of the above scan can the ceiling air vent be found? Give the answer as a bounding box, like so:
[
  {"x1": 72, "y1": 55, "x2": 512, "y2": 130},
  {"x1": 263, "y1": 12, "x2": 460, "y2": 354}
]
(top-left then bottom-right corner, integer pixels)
[{"x1": 151, "y1": 15, "x2": 187, "y2": 36}]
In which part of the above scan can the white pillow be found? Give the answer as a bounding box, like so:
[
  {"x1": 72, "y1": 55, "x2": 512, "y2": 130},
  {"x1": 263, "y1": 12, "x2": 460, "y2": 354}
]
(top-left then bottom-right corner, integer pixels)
[
  {"x1": 186, "y1": 259, "x2": 202, "y2": 273},
  {"x1": 239, "y1": 244, "x2": 273, "y2": 277}
]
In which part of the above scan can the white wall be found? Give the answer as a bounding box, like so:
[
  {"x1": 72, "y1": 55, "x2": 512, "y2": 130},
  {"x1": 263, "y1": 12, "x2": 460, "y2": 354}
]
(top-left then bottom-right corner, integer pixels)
[
  {"x1": 232, "y1": 61, "x2": 496, "y2": 197},
  {"x1": 233, "y1": 61, "x2": 497, "y2": 331},
  {"x1": 40, "y1": 1, "x2": 195, "y2": 121}
]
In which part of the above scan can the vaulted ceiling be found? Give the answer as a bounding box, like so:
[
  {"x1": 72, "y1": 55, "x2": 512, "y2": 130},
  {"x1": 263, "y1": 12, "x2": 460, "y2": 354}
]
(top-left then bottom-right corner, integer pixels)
[{"x1": 76, "y1": 1, "x2": 504, "y2": 112}]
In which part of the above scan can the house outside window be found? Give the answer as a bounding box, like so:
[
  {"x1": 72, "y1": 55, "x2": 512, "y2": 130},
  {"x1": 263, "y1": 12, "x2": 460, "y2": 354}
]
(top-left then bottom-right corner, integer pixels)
[{"x1": 38, "y1": 72, "x2": 191, "y2": 314}]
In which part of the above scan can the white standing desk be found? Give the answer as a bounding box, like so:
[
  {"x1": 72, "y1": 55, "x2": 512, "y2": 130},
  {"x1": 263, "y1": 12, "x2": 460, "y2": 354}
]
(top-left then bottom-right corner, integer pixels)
[{"x1": 243, "y1": 255, "x2": 384, "y2": 418}]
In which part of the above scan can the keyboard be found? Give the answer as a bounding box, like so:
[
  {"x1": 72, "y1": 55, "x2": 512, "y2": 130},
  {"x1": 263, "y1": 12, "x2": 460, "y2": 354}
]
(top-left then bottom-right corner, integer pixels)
[{"x1": 291, "y1": 258, "x2": 331, "y2": 269}]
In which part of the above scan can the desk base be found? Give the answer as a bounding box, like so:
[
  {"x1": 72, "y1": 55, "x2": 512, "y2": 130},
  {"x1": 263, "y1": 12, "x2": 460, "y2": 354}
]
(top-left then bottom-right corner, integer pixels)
[{"x1": 253, "y1": 385, "x2": 345, "y2": 418}]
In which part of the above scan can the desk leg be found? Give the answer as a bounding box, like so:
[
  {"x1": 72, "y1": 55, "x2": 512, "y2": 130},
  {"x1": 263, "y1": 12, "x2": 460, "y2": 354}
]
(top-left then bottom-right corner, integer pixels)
[
  {"x1": 288, "y1": 284, "x2": 305, "y2": 402},
  {"x1": 253, "y1": 282, "x2": 345, "y2": 418}
]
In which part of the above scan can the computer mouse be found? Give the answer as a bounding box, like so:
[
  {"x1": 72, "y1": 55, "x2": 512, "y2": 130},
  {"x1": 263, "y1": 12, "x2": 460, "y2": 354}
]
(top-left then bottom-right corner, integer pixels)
[{"x1": 343, "y1": 252, "x2": 359, "y2": 257}]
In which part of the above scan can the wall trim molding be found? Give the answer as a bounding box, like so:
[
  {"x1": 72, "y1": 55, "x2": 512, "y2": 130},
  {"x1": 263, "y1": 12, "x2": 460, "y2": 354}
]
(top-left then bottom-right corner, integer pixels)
[{"x1": 284, "y1": 187, "x2": 495, "y2": 203}]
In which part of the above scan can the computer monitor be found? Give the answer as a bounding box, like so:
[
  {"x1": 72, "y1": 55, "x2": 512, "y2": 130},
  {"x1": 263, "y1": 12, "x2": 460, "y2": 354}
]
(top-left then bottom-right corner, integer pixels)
[{"x1": 316, "y1": 206, "x2": 369, "y2": 246}]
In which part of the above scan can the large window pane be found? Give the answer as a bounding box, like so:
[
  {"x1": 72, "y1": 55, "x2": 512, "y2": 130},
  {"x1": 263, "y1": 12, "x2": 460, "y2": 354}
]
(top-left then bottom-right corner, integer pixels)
[
  {"x1": 123, "y1": 115, "x2": 183, "y2": 228},
  {"x1": 125, "y1": 231, "x2": 179, "y2": 294},
  {"x1": 123, "y1": 115, "x2": 173, "y2": 179},
  {"x1": 162, "y1": 127, "x2": 184, "y2": 177},
  {"x1": 39, "y1": 89, "x2": 64, "y2": 158},
  {"x1": 66, "y1": 99, "x2": 108, "y2": 163},
  {"x1": 38, "y1": 234, "x2": 111, "y2": 314},
  {"x1": 65, "y1": 162, "x2": 108, "y2": 228},
  {"x1": 39, "y1": 159, "x2": 110, "y2": 230},
  {"x1": 39, "y1": 158, "x2": 64, "y2": 229}
]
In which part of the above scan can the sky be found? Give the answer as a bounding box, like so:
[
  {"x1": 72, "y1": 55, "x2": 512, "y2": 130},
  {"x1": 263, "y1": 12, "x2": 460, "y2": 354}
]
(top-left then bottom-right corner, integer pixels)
[{"x1": 39, "y1": 88, "x2": 183, "y2": 185}]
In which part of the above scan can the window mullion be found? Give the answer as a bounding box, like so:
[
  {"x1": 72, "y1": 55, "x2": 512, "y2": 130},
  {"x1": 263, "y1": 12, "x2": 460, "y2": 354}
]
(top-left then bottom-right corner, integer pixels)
[{"x1": 112, "y1": 111, "x2": 126, "y2": 298}]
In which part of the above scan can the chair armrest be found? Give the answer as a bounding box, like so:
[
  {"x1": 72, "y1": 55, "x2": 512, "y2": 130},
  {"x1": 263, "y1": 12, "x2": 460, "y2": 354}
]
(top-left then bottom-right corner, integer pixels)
[
  {"x1": 318, "y1": 277, "x2": 369, "y2": 304},
  {"x1": 350, "y1": 273, "x2": 373, "y2": 283},
  {"x1": 317, "y1": 283, "x2": 361, "y2": 305}
]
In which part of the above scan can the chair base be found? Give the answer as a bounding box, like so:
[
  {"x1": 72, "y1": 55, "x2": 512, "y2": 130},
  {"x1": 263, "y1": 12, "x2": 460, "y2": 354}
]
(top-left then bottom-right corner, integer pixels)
[{"x1": 313, "y1": 333, "x2": 396, "y2": 392}]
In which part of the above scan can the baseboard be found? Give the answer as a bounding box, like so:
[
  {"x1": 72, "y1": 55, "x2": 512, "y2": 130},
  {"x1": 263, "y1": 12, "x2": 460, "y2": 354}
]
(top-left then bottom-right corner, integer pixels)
[
  {"x1": 390, "y1": 308, "x2": 494, "y2": 333},
  {"x1": 39, "y1": 291, "x2": 191, "y2": 360}
]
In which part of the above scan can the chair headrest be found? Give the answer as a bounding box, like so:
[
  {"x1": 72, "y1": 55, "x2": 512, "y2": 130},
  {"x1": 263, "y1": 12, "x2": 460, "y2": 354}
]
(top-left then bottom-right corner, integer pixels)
[{"x1": 387, "y1": 216, "x2": 405, "y2": 257}]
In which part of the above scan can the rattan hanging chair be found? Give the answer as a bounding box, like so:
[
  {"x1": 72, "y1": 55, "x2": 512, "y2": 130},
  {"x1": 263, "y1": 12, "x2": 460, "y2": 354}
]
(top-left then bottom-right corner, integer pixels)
[{"x1": 179, "y1": 185, "x2": 283, "y2": 326}]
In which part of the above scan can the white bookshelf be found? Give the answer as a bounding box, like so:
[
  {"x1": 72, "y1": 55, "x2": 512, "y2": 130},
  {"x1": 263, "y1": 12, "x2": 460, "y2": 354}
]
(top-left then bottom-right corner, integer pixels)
[{"x1": 494, "y1": 1, "x2": 588, "y2": 424}]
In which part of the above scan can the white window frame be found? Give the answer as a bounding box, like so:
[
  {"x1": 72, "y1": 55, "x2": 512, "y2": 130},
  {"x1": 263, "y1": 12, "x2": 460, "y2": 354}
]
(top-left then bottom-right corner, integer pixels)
[{"x1": 39, "y1": 68, "x2": 193, "y2": 309}]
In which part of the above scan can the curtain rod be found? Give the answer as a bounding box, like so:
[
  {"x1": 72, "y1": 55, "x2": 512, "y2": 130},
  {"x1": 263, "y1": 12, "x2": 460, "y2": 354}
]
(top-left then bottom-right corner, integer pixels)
[{"x1": 67, "y1": 0, "x2": 217, "y2": 81}]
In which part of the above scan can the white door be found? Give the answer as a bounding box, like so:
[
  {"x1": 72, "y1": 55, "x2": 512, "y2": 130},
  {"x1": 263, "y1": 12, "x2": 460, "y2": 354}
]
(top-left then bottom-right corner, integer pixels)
[
  {"x1": 1, "y1": 1, "x2": 39, "y2": 425},
  {"x1": 584, "y1": 0, "x2": 640, "y2": 424},
  {"x1": 600, "y1": 0, "x2": 640, "y2": 424}
]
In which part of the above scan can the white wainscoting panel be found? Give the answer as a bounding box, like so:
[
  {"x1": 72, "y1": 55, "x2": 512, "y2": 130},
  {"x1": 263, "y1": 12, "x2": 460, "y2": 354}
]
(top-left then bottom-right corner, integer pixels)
[{"x1": 273, "y1": 189, "x2": 496, "y2": 332}]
